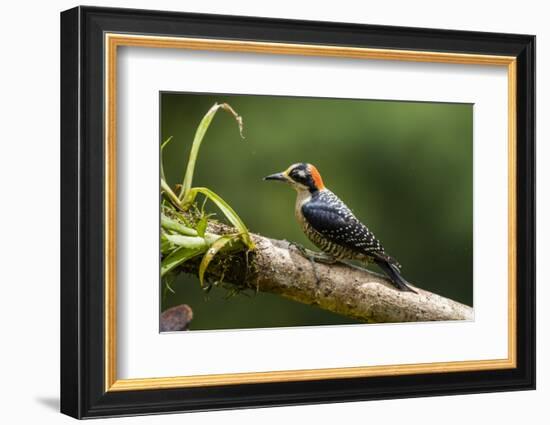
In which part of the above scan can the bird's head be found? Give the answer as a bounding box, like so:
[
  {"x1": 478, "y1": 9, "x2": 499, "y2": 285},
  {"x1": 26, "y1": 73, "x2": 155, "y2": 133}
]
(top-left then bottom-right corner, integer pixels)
[{"x1": 264, "y1": 163, "x2": 325, "y2": 193}]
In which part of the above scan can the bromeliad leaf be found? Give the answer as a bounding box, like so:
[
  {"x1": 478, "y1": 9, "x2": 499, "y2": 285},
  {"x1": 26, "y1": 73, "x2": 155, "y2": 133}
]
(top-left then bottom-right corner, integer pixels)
[
  {"x1": 160, "y1": 232, "x2": 174, "y2": 255},
  {"x1": 196, "y1": 214, "x2": 209, "y2": 238},
  {"x1": 160, "y1": 136, "x2": 174, "y2": 182},
  {"x1": 163, "y1": 271, "x2": 176, "y2": 294},
  {"x1": 161, "y1": 214, "x2": 198, "y2": 236},
  {"x1": 161, "y1": 245, "x2": 206, "y2": 277},
  {"x1": 161, "y1": 178, "x2": 182, "y2": 209},
  {"x1": 187, "y1": 187, "x2": 255, "y2": 249},
  {"x1": 179, "y1": 103, "x2": 245, "y2": 204},
  {"x1": 198, "y1": 235, "x2": 239, "y2": 287},
  {"x1": 164, "y1": 234, "x2": 208, "y2": 249},
  {"x1": 161, "y1": 135, "x2": 174, "y2": 151}
]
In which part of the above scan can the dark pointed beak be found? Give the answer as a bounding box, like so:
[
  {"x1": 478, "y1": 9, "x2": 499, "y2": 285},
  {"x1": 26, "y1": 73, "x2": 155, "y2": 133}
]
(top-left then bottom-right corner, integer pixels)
[{"x1": 263, "y1": 172, "x2": 287, "y2": 182}]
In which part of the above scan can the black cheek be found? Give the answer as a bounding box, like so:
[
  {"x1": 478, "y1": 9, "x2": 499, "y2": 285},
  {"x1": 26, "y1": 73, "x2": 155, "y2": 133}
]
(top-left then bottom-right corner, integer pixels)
[{"x1": 292, "y1": 173, "x2": 306, "y2": 184}]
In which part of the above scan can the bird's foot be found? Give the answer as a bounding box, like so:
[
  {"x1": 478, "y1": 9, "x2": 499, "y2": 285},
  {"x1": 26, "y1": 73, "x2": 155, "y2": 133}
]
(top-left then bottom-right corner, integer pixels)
[
  {"x1": 288, "y1": 242, "x2": 336, "y2": 285},
  {"x1": 288, "y1": 241, "x2": 310, "y2": 257}
]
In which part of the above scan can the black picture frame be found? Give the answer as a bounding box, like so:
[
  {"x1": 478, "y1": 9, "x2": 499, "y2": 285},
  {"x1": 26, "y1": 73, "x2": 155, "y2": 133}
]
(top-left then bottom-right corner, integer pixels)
[{"x1": 60, "y1": 5, "x2": 535, "y2": 419}]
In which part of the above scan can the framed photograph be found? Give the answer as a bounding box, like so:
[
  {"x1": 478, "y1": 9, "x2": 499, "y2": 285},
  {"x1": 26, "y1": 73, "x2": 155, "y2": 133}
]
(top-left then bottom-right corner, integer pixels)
[{"x1": 60, "y1": 6, "x2": 535, "y2": 419}]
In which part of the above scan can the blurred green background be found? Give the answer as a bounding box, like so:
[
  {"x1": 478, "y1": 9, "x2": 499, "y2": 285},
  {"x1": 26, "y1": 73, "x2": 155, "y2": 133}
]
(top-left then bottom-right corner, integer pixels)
[{"x1": 160, "y1": 92, "x2": 473, "y2": 330}]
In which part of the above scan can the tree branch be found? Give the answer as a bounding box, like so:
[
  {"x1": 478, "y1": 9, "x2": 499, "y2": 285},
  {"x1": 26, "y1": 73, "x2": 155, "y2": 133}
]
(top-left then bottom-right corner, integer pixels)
[{"x1": 180, "y1": 223, "x2": 473, "y2": 323}]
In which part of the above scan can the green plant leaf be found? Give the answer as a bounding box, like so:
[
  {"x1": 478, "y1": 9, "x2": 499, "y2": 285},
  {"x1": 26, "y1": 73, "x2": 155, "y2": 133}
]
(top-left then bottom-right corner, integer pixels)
[
  {"x1": 196, "y1": 214, "x2": 209, "y2": 238},
  {"x1": 198, "y1": 235, "x2": 239, "y2": 287},
  {"x1": 160, "y1": 232, "x2": 175, "y2": 255},
  {"x1": 161, "y1": 135, "x2": 174, "y2": 150},
  {"x1": 161, "y1": 178, "x2": 182, "y2": 209},
  {"x1": 161, "y1": 214, "x2": 198, "y2": 236},
  {"x1": 161, "y1": 245, "x2": 206, "y2": 277},
  {"x1": 160, "y1": 136, "x2": 174, "y2": 182},
  {"x1": 187, "y1": 187, "x2": 255, "y2": 249},
  {"x1": 163, "y1": 272, "x2": 176, "y2": 294},
  {"x1": 179, "y1": 103, "x2": 245, "y2": 203},
  {"x1": 164, "y1": 234, "x2": 208, "y2": 249}
]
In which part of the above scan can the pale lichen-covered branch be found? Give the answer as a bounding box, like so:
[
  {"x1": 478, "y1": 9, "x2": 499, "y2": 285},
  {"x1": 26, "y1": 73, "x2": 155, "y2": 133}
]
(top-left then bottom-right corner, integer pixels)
[{"x1": 179, "y1": 222, "x2": 473, "y2": 323}]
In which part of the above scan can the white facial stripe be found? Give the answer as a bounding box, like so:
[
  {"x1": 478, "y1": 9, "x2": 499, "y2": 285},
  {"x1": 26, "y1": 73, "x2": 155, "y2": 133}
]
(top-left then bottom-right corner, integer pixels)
[{"x1": 285, "y1": 163, "x2": 301, "y2": 175}]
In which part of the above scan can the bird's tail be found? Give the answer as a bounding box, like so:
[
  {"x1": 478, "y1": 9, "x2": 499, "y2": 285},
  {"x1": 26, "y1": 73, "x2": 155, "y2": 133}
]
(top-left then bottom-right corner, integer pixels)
[{"x1": 374, "y1": 259, "x2": 417, "y2": 293}]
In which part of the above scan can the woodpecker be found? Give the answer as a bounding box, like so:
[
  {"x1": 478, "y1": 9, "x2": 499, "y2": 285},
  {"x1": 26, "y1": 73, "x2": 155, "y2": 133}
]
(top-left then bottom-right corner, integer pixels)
[{"x1": 264, "y1": 163, "x2": 416, "y2": 293}]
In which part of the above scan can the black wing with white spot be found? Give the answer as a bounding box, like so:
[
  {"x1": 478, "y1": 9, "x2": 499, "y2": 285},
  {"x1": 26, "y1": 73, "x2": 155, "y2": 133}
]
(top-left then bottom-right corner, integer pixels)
[{"x1": 301, "y1": 190, "x2": 386, "y2": 256}]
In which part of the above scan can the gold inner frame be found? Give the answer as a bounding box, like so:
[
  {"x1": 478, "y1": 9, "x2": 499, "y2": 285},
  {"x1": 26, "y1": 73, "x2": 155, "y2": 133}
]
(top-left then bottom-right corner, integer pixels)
[{"x1": 104, "y1": 33, "x2": 517, "y2": 392}]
